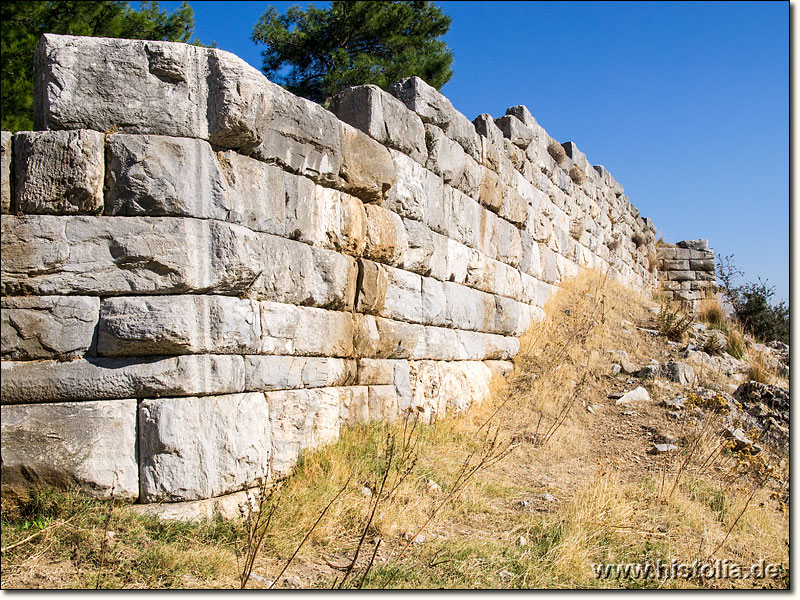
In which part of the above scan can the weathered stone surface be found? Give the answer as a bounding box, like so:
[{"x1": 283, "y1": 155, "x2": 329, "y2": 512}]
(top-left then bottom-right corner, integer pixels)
[
  {"x1": 1, "y1": 400, "x2": 138, "y2": 499},
  {"x1": 388, "y1": 76, "x2": 481, "y2": 161},
  {"x1": 131, "y1": 488, "x2": 254, "y2": 521},
  {"x1": 35, "y1": 35, "x2": 209, "y2": 137},
  {"x1": 286, "y1": 184, "x2": 366, "y2": 255},
  {"x1": 106, "y1": 135, "x2": 286, "y2": 236},
  {"x1": 424, "y1": 124, "x2": 481, "y2": 197},
  {"x1": 1, "y1": 131, "x2": 12, "y2": 213},
  {"x1": 383, "y1": 149, "x2": 443, "y2": 222},
  {"x1": 404, "y1": 360, "x2": 492, "y2": 422},
  {"x1": 353, "y1": 314, "x2": 426, "y2": 359},
  {"x1": 245, "y1": 356, "x2": 356, "y2": 391},
  {"x1": 260, "y1": 302, "x2": 353, "y2": 357},
  {"x1": 400, "y1": 218, "x2": 448, "y2": 280},
  {"x1": 494, "y1": 114, "x2": 534, "y2": 148},
  {"x1": 338, "y1": 386, "x2": 370, "y2": 425},
  {"x1": 14, "y1": 130, "x2": 104, "y2": 214},
  {"x1": 98, "y1": 295, "x2": 260, "y2": 356},
  {"x1": 472, "y1": 114, "x2": 505, "y2": 149},
  {"x1": 1, "y1": 216, "x2": 262, "y2": 297},
  {"x1": 139, "y1": 392, "x2": 270, "y2": 501},
  {"x1": 2, "y1": 296, "x2": 99, "y2": 360},
  {"x1": 367, "y1": 385, "x2": 398, "y2": 421},
  {"x1": 356, "y1": 259, "x2": 388, "y2": 314},
  {"x1": 660, "y1": 361, "x2": 697, "y2": 386},
  {"x1": 267, "y1": 387, "x2": 342, "y2": 476},
  {"x1": 338, "y1": 121, "x2": 396, "y2": 202},
  {"x1": 363, "y1": 204, "x2": 408, "y2": 264},
  {"x1": 1, "y1": 354, "x2": 244, "y2": 404},
  {"x1": 330, "y1": 85, "x2": 427, "y2": 164},
  {"x1": 676, "y1": 239, "x2": 708, "y2": 250},
  {"x1": 615, "y1": 386, "x2": 650, "y2": 405},
  {"x1": 356, "y1": 358, "x2": 399, "y2": 385}
]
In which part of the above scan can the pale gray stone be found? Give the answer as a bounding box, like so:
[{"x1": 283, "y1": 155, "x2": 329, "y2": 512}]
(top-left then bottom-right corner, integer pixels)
[
  {"x1": 139, "y1": 392, "x2": 270, "y2": 501},
  {"x1": 1, "y1": 216, "x2": 264, "y2": 298},
  {"x1": 615, "y1": 386, "x2": 650, "y2": 405},
  {"x1": 388, "y1": 76, "x2": 481, "y2": 161},
  {"x1": 1, "y1": 354, "x2": 244, "y2": 404},
  {"x1": 494, "y1": 114, "x2": 534, "y2": 148},
  {"x1": 14, "y1": 130, "x2": 104, "y2": 214},
  {"x1": 35, "y1": 35, "x2": 209, "y2": 137},
  {"x1": 400, "y1": 218, "x2": 448, "y2": 280},
  {"x1": 1, "y1": 295, "x2": 99, "y2": 360},
  {"x1": 244, "y1": 356, "x2": 356, "y2": 391},
  {"x1": 356, "y1": 358, "x2": 399, "y2": 385},
  {"x1": 660, "y1": 361, "x2": 697, "y2": 387},
  {"x1": 472, "y1": 113, "x2": 505, "y2": 148},
  {"x1": 1, "y1": 131, "x2": 11, "y2": 213},
  {"x1": 98, "y1": 295, "x2": 260, "y2": 356},
  {"x1": 363, "y1": 204, "x2": 408, "y2": 264},
  {"x1": 267, "y1": 387, "x2": 342, "y2": 476},
  {"x1": 286, "y1": 184, "x2": 366, "y2": 255},
  {"x1": 338, "y1": 386, "x2": 370, "y2": 425},
  {"x1": 383, "y1": 149, "x2": 435, "y2": 221},
  {"x1": 424, "y1": 124, "x2": 481, "y2": 197},
  {"x1": 329, "y1": 85, "x2": 427, "y2": 163},
  {"x1": 677, "y1": 239, "x2": 708, "y2": 250},
  {"x1": 260, "y1": 301, "x2": 353, "y2": 357},
  {"x1": 353, "y1": 314, "x2": 426, "y2": 359},
  {"x1": 367, "y1": 385, "x2": 398, "y2": 421},
  {"x1": 1, "y1": 399, "x2": 138, "y2": 499}
]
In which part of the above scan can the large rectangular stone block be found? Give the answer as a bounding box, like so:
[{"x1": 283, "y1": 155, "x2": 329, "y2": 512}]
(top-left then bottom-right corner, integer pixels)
[
  {"x1": 383, "y1": 149, "x2": 442, "y2": 222},
  {"x1": 14, "y1": 130, "x2": 104, "y2": 215},
  {"x1": 329, "y1": 85, "x2": 427, "y2": 164},
  {"x1": 98, "y1": 295, "x2": 260, "y2": 356},
  {"x1": 1, "y1": 216, "x2": 264, "y2": 297},
  {"x1": 1, "y1": 399, "x2": 138, "y2": 499},
  {"x1": 353, "y1": 314, "x2": 426, "y2": 359},
  {"x1": 286, "y1": 184, "x2": 366, "y2": 256},
  {"x1": 2, "y1": 296, "x2": 99, "y2": 360},
  {"x1": 244, "y1": 356, "x2": 356, "y2": 391},
  {"x1": 424, "y1": 124, "x2": 481, "y2": 197},
  {"x1": 260, "y1": 301, "x2": 354, "y2": 357},
  {"x1": 399, "y1": 218, "x2": 448, "y2": 280},
  {"x1": 267, "y1": 387, "x2": 342, "y2": 476},
  {"x1": 139, "y1": 392, "x2": 270, "y2": 501},
  {"x1": 1, "y1": 354, "x2": 244, "y2": 404},
  {"x1": 363, "y1": 203, "x2": 408, "y2": 264}
]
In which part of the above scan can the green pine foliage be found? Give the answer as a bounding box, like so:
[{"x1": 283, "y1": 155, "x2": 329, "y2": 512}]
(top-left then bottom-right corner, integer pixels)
[
  {"x1": 252, "y1": 1, "x2": 454, "y2": 104},
  {"x1": 1, "y1": 1, "x2": 196, "y2": 131}
]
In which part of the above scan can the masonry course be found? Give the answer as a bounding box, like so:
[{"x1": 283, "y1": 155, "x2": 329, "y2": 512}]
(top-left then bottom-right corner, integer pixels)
[{"x1": 1, "y1": 34, "x2": 698, "y2": 511}]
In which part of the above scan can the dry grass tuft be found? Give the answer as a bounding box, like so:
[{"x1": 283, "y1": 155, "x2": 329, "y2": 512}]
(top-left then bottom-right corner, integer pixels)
[
  {"x1": 631, "y1": 233, "x2": 646, "y2": 249},
  {"x1": 696, "y1": 292, "x2": 727, "y2": 330},
  {"x1": 547, "y1": 141, "x2": 567, "y2": 164},
  {"x1": 568, "y1": 165, "x2": 586, "y2": 185}
]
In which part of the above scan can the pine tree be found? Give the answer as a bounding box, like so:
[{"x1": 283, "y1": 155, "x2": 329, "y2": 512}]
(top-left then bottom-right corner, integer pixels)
[{"x1": 252, "y1": 1, "x2": 453, "y2": 104}]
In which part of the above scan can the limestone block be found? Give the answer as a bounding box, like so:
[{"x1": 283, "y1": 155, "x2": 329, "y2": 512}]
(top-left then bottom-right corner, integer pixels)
[
  {"x1": 667, "y1": 270, "x2": 695, "y2": 282},
  {"x1": 35, "y1": 35, "x2": 209, "y2": 137},
  {"x1": 1, "y1": 296, "x2": 99, "y2": 360},
  {"x1": 1, "y1": 216, "x2": 262, "y2": 298},
  {"x1": 1, "y1": 354, "x2": 244, "y2": 404},
  {"x1": 472, "y1": 113, "x2": 505, "y2": 149},
  {"x1": 494, "y1": 295, "x2": 530, "y2": 336},
  {"x1": 356, "y1": 258, "x2": 388, "y2": 314},
  {"x1": 338, "y1": 386, "x2": 370, "y2": 425},
  {"x1": 405, "y1": 360, "x2": 444, "y2": 422},
  {"x1": 368, "y1": 385, "x2": 398, "y2": 421},
  {"x1": 424, "y1": 124, "x2": 481, "y2": 197},
  {"x1": 244, "y1": 356, "x2": 356, "y2": 391},
  {"x1": 329, "y1": 85, "x2": 427, "y2": 164},
  {"x1": 479, "y1": 331, "x2": 520, "y2": 360},
  {"x1": 539, "y1": 244, "x2": 562, "y2": 284},
  {"x1": 338, "y1": 121, "x2": 396, "y2": 202},
  {"x1": 1, "y1": 131, "x2": 12, "y2": 213},
  {"x1": 353, "y1": 314, "x2": 426, "y2": 359},
  {"x1": 519, "y1": 231, "x2": 543, "y2": 278},
  {"x1": 389, "y1": 76, "x2": 481, "y2": 161},
  {"x1": 477, "y1": 167, "x2": 505, "y2": 213},
  {"x1": 494, "y1": 114, "x2": 534, "y2": 149},
  {"x1": 286, "y1": 184, "x2": 366, "y2": 255},
  {"x1": 260, "y1": 301, "x2": 354, "y2": 357},
  {"x1": 441, "y1": 281, "x2": 496, "y2": 332},
  {"x1": 689, "y1": 259, "x2": 715, "y2": 271},
  {"x1": 356, "y1": 358, "x2": 398, "y2": 385},
  {"x1": 139, "y1": 392, "x2": 270, "y2": 501},
  {"x1": 492, "y1": 216, "x2": 523, "y2": 267},
  {"x1": 439, "y1": 361, "x2": 493, "y2": 413},
  {"x1": 1, "y1": 400, "x2": 138, "y2": 499},
  {"x1": 520, "y1": 273, "x2": 555, "y2": 308},
  {"x1": 383, "y1": 149, "x2": 441, "y2": 222},
  {"x1": 421, "y1": 276, "x2": 447, "y2": 327},
  {"x1": 363, "y1": 204, "x2": 408, "y2": 264},
  {"x1": 561, "y1": 141, "x2": 589, "y2": 170},
  {"x1": 98, "y1": 295, "x2": 260, "y2": 356},
  {"x1": 400, "y1": 218, "x2": 448, "y2": 280},
  {"x1": 677, "y1": 239, "x2": 708, "y2": 250},
  {"x1": 14, "y1": 130, "x2": 104, "y2": 214},
  {"x1": 449, "y1": 186, "x2": 482, "y2": 249},
  {"x1": 485, "y1": 360, "x2": 514, "y2": 379},
  {"x1": 106, "y1": 134, "x2": 287, "y2": 236},
  {"x1": 694, "y1": 270, "x2": 715, "y2": 282},
  {"x1": 267, "y1": 387, "x2": 341, "y2": 476},
  {"x1": 381, "y1": 265, "x2": 423, "y2": 324},
  {"x1": 444, "y1": 238, "x2": 471, "y2": 285},
  {"x1": 661, "y1": 259, "x2": 689, "y2": 271}
]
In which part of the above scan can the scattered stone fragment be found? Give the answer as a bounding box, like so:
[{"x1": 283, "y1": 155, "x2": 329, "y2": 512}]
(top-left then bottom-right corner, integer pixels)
[
  {"x1": 425, "y1": 478, "x2": 442, "y2": 493},
  {"x1": 542, "y1": 493, "x2": 556, "y2": 502},
  {"x1": 652, "y1": 443, "x2": 678, "y2": 453},
  {"x1": 517, "y1": 535, "x2": 527, "y2": 547},
  {"x1": 615, "y1": 386, "x2": 650, "y2": 405},
  {"x1": 361, "y1": 486, "x2": 372, "y2": 497}
]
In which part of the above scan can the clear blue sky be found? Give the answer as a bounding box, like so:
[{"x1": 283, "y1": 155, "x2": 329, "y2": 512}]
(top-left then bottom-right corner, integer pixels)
[{"x1": 144, "y1": 1, "x2": 789, "y2": 304}]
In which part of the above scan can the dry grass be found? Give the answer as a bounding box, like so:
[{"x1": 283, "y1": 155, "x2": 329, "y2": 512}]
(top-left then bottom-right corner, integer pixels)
[
  {"x1": 568, "y1": 165, "x2": 586, "y2": 185},
  {"x1": 631, "y1": 233, "x2": 646, "y2": 249},
  {"x1": 1, "y1": 271, "x2": 788, "y2": 589},
  {"x1": 547, "y1": 141, "x2": 567, "y2": 164},
  {"x1": 696, "y1": 292, "x2": 727, "y2": 330}
]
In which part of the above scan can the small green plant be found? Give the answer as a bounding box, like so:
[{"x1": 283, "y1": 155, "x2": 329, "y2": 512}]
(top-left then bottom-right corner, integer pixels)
[{"x1": 655, "y1": 301, "x2": 693, "y2": 342}]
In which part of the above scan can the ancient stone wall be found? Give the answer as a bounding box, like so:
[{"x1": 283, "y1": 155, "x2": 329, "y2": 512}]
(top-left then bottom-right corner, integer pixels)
[
  {"x1": 656, "y1": 240, "x2": 716, "y2": 311},
  {"x1": 1, "y1": 34, "x2": 659, "y2": 507}
]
